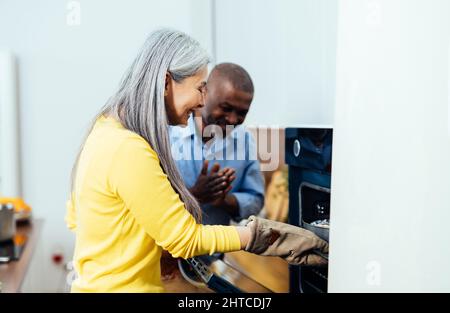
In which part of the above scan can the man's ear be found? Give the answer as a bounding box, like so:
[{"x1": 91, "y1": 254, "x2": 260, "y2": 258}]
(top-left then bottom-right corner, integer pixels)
[{"x1": 164, "y1": 72, "x2": 172, "y2": 97}]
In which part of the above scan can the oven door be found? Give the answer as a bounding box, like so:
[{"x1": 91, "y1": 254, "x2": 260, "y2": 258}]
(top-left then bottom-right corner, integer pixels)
[{"x1": 298, "y1": 182, "x2": 330, "y2": 293}]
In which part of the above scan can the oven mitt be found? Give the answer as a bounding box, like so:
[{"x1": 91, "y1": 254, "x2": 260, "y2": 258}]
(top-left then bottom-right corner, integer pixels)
[{"x1": 244, "y1": 215, "x2": 328, "y2": 266}]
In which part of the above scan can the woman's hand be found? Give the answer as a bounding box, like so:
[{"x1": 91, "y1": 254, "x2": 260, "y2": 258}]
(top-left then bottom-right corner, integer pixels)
[{"x1": 240, "y1": 216, "x2": 329, "y2": 266}]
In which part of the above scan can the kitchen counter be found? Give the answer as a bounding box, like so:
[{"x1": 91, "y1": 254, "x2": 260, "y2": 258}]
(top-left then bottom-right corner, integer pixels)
[{"x1": 0, "y1": 219, "x2": 43, "y2": 293}]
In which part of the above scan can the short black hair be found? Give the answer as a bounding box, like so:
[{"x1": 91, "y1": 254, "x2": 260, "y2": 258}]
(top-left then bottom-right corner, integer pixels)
[{"x1": 208, "y1": 63, "x2": 254, "y2": 94}]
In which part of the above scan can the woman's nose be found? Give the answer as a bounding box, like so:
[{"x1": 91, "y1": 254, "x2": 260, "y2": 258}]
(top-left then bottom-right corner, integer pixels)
[{"x1": 198, "y1": 94, "x2": 206, "y2": 108}]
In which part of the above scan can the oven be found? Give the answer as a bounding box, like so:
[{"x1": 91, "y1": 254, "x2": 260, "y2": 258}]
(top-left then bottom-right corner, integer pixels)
[{"x1": 285, "y1": 127, "x2": 332, "y2": 293}]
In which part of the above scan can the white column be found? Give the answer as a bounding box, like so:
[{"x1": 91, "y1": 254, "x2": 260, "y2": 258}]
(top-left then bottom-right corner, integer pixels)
[{"x1": 329, "y1": 0, "x2": 450, "y2": 292}]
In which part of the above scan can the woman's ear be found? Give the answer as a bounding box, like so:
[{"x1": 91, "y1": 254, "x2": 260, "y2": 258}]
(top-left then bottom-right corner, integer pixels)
[{"x1": 164, "y1": 72, "x2": 171, "y2": 97}]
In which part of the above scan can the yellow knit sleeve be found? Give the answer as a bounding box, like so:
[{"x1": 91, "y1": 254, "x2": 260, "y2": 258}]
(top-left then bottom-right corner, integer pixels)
[{"x1": 108, "y1": 135, "x2": 241, "y2": 258}]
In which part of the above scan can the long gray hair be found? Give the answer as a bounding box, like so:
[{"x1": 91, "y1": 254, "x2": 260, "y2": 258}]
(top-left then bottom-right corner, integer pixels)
[{"x1": 71, "y1": 28, "x2": 209, "y2": 222}]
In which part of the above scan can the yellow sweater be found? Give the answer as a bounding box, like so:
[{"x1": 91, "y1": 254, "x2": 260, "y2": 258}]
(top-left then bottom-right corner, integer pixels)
[{"x1": 65, "y1": 116, "x2": 241, "y2": 292}]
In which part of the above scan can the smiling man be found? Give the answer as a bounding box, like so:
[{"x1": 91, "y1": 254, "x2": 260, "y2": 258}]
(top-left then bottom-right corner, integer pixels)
[{"x1": 169, "y1": 63, "x2": 265, "y2": 226}]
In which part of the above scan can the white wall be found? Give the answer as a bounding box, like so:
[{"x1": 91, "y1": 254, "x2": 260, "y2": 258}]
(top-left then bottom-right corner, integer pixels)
[
  {"x1": 0, "y1": 52, "x2": 21, "y2": 198},
  {"x1": 329, "y1": 0, "x2": 450, "y2": 292},
  {"x1": 214, "y1": 0, "x2": 338, "y2": 127},
  {"x1": 0, "y1": 0, "x2": 212, "y2": 292}
]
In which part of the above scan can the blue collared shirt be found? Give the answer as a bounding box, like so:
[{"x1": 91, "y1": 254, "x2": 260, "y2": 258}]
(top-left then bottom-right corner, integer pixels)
[{"x1": 169, "y1": 116, "x2": 265, "y2": 225}]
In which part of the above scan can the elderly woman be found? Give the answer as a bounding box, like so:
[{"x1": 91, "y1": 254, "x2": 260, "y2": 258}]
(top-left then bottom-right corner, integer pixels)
[{"x1": 65, "y1": 29, "x2": 328, "y2": 292}]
